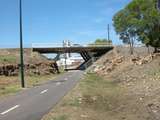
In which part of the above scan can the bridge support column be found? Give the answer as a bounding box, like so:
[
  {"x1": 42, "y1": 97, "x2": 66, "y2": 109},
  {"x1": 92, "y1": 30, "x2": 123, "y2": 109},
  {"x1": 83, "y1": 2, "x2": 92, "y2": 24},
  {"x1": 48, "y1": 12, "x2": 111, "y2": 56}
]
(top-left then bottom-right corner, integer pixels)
[
  {"x1": 80, "y1": 52, "x2": 88, "y2": 62},
  {"x1": 83, "y1": 51, "x2": 91, "y2": 60},
  {"x1": 54, "y1": 53, "x2": 61, "y2": 61}
]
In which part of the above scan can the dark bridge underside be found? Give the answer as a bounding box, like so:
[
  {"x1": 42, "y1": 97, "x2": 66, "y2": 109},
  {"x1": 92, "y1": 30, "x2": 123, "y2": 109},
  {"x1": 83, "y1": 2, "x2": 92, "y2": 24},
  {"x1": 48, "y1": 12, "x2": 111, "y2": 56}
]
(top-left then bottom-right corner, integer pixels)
[
  {"x1": 33, "y1": 46, "x2": 113, "y2": 54},
  {"x1": 33, "y1": 46, "x2": 114, "y2": 70}
]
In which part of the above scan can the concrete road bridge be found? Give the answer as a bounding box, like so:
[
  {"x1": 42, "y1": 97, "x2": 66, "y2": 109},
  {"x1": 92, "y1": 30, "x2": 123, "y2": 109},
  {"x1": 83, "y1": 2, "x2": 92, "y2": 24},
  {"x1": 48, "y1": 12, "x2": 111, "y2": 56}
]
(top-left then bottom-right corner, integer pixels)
[{"x1": 32, "y1": 43, "x2": 114, "y2": 70}]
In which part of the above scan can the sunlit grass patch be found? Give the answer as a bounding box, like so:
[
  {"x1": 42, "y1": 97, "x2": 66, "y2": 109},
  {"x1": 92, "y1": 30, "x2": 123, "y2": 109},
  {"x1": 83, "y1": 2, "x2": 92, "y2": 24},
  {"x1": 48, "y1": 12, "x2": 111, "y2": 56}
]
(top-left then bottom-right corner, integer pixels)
[
  {"x1": 0, "y1": 84, "x2": 21, "y2": 97},
  {"x1": 0, "y1": 74, "x2": 61, "y2": 97},
  {"x1": 53, "y1": 115, "x2": 68, "y2": 120},
  {"x1": 0, "y1": 56, "x2": 17, "y2": 63}
]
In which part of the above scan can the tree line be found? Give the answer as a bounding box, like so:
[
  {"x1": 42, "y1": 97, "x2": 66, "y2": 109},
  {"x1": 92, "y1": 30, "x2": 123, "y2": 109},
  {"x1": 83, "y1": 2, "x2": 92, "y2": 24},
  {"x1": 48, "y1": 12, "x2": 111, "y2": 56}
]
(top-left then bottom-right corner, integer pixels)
[{"x1": 113, "y1": 0, "x2": 160, "y2": 53}]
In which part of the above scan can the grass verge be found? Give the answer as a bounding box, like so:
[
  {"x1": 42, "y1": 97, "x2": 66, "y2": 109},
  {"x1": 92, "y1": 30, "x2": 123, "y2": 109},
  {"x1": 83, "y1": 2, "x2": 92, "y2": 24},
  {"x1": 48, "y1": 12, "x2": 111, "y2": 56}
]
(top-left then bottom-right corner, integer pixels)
[
  {"x1": 0, "y1": 56, "x2": 17, "y2": 63},
  {"x1": 0, "y1": 73, "x2": 63, "y2": 98},
  {"x1": 42, "y1": 73, "x2": 124, "y2": 120}
]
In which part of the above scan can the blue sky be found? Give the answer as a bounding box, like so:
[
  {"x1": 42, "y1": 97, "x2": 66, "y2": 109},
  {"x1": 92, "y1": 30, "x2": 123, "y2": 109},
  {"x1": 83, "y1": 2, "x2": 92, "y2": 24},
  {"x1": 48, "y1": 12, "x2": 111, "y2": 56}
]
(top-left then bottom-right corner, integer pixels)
[{"x1": 0, "y1": 0, "x2": 131, "y2": 48}]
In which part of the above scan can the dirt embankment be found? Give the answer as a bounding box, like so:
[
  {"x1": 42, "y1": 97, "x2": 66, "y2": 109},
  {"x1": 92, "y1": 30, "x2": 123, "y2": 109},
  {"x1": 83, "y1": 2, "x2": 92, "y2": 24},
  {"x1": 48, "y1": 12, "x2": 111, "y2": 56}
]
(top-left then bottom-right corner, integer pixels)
[
  {"x1": 42, "y1": 46, "x2": 160, "y2": 120},
  {"x1": 87, "y1": 46, "x2": 160, "y2": 120},
  {"x1": 0, "y1": 49, "x2": 57, "y2": 76}
]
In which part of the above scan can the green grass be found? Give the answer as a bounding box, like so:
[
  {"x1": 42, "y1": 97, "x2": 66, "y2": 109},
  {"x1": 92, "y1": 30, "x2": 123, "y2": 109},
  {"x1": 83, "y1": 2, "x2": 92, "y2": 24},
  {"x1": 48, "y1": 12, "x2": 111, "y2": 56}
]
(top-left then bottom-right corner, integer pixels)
[
  {"x1": 0, "y1": 84, "x2": 21, "y2": 97},
  {"x1": 68, "y1": 98, "x2": 81, "y2": 107},
  {"x1": 26, "y1": 75, "x2": 56, "y2": 87},
  {"x1": 0, "y1": 56, "x2": 17, "y2": 63},
  {"x1": 53, "y1": 115, "x2": 68, "y2": 120}
]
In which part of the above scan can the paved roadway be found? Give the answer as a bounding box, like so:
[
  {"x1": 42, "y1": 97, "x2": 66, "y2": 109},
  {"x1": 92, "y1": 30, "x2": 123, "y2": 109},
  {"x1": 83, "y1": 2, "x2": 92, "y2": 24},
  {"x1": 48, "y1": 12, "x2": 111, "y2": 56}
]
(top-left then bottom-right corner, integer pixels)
[{"x1": 0, "y1": 70, "x2": 84, "y2": 120}]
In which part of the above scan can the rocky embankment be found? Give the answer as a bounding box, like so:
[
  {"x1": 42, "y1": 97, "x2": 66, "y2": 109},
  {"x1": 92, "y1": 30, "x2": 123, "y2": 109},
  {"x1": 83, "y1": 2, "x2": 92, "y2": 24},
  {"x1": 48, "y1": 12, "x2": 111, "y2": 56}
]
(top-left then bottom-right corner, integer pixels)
[
  {"x1": 87, "y1": 46, "x2": 160, "y2": 120},
  {"x1": 0, "y1": 62, "x2": 57, "y2": 76},
  {"x1": 0, "y1": 49, "x2": 57, "y2": 76},
  {"x1": 88, "y1": 46, "x2": 159, "y2": 74}
]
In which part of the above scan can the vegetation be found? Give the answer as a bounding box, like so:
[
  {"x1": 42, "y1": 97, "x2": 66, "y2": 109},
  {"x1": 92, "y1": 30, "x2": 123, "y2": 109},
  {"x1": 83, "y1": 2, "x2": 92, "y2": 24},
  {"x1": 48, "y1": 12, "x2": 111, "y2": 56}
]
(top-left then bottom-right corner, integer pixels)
[
  {"x1": 0, "y1": 74, "x2": 59, "y2": 97},
  {"x1": 0, "y1": 56, "x2": 17, "y2": 63},
  {"x1": 88, "y1": 38, "x2": 112, "y2": 46},
  {"x1": 94, "y1": 38, "x2": 112, "y2": 45},
  {"x1": 113, "y1": 0, "x2": 160, "y2": 53},
  {"x1": 42, "y1": 73, "x2": 123, "y2": 120}
]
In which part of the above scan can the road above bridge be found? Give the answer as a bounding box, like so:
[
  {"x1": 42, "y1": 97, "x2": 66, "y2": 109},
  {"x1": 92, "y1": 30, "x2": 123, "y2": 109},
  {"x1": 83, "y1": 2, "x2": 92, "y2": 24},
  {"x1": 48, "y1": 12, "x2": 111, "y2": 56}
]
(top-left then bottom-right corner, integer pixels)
[{"x1": 0, "y1": 70, "x2": 84, "y2": 120}]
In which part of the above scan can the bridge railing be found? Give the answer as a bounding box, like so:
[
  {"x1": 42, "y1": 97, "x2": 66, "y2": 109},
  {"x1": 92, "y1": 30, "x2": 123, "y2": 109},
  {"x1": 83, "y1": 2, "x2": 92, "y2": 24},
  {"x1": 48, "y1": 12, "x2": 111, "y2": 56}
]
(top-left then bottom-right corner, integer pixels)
[
  {"x1": 32, "y1": 43, "x2": 113, "y2": 48},
  {"x1": 84, "y1": 43, "x2": 113, "y2": 47},
  {"x1": 32, "y1": 43, "x2": 63, "y2": 48}
]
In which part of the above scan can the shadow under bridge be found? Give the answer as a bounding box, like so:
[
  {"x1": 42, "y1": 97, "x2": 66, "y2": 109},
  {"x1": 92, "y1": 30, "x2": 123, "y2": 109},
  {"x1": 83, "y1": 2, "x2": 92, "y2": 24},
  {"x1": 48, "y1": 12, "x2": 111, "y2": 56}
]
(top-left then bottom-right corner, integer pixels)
[{"x1": 32, "y1": 44, "x2": 114, "y2": 70}]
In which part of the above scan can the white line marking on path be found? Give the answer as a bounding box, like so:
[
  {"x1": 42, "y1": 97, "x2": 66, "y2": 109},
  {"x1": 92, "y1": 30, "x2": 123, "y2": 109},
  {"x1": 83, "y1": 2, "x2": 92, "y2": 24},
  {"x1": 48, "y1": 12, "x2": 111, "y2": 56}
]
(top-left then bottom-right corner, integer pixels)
[
  {"x1": 56, "y1": 82, "x2": 61, "y2": 86},
  {"x1": 1, "y1": 105, "x2": 20, "y2": 115},
  {"x1": 64, "y1": 78, "x2": 68, "y2": 81},
  {"x1": 40, "y1": 89, "x2": 48, "y2": 94}
]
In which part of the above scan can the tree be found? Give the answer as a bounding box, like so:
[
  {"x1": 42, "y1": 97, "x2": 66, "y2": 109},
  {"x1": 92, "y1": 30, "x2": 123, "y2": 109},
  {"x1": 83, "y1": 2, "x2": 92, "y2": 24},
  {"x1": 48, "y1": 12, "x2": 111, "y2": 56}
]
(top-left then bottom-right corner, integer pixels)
[
  {"x1": 113, "y1": 9, "x2": 137, "y2": 54},
  {"x1": 113, "y1": 0, "x2": 160, "y2": 53},
  {"x1": 127, "y1": 0, "x2": 160, "y2": 52},
  {"x1": 94, "y1": 39, "x2": 112, "y2": 45},
  {"x1": 88, "y1": 39, "x2": 112, "y2": 47}
]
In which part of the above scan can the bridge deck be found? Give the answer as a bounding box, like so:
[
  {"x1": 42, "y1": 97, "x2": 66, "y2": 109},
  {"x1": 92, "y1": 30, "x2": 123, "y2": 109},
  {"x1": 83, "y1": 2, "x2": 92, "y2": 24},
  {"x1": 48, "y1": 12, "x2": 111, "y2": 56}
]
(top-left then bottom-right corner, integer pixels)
[{"x1": 33, "y1": 46, "x2": 114, "y2": 53}]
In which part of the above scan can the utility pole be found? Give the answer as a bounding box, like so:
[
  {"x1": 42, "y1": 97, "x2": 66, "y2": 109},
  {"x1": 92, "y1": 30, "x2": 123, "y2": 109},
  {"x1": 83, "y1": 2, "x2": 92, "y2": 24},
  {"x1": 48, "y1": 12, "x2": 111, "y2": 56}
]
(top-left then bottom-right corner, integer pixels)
[
  {"x1": 63, "y1": 40, "x2": 67, "y2": 71},
  {"x1": 19, "y1": 0, "x2": 25, "y2": 88},
  {"x1": 107, "y1": 24, "x2": 110, "y2": 41}
]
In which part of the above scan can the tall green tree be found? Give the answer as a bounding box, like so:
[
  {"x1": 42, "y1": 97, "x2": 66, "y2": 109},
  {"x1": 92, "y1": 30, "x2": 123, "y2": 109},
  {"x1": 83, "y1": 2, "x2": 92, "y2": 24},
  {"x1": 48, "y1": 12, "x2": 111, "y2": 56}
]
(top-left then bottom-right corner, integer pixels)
[
  {"x1": 113, "y1": 0, "x2": 160, "y2": 53},
  {"x1": 113, "y1": 8, "x2": 137, "y2": 54}
]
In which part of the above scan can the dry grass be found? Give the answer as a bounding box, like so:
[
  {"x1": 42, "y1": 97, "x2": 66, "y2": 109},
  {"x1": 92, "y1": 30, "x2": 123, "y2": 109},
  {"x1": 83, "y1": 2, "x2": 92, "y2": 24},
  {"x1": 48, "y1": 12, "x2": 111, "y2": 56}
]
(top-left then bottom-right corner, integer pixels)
[
  {"x1": 0, "y1": 74, "x2": 60, "y2": 98},
  {"x1": 42, "y1": 73, "x2": 125, "y2": 120}
]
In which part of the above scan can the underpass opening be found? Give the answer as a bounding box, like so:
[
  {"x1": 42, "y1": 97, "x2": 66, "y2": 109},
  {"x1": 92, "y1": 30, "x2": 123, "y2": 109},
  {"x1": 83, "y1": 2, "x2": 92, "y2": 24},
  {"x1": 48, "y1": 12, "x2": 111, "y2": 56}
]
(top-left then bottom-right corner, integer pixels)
[{"x1": 32, "y1": 44, "x2": 114, "y2": 70}]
